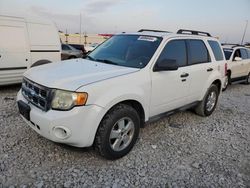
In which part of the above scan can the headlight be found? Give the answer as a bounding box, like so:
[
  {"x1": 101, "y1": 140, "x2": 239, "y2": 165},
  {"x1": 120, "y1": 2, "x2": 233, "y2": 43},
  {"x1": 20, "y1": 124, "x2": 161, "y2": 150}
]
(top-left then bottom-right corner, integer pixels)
[{"x1": 51, "y1": 90, "x2": 88, "y2": 110}]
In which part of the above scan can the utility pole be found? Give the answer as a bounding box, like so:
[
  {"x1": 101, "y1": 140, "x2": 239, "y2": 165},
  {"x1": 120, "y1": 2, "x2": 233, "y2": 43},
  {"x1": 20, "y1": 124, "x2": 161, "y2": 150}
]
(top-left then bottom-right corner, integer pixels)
[
  {"x1": 84, "y1": 31, "x2": 88, "y2": 45},
  {"x1": 65, "y1": 29, "x2": 69, "y2": 44},
  {"x1": 241, "y1": 20, "x2": 248, "y2": 45},
  {"x1": 80, "y1": 13, "x2": 82, "y2": 44}
]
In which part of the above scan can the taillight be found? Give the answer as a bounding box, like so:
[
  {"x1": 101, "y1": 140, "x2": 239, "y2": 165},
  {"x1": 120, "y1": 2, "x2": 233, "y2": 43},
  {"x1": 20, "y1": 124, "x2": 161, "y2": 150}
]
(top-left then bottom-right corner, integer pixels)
[{"x1": 225, "y1": 63, "x2": 228, "y2": 76}]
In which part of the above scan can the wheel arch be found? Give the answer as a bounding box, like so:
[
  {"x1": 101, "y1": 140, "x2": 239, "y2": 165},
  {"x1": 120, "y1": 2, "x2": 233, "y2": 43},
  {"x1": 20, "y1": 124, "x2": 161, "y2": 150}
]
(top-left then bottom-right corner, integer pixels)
[
  {"x1": 91, "y1": 98, "x2": 146, "y2": 149},
  {"x1": 212, "y1": 79, "x2": 222, "y2": 93},
  {"x1": 31, "y1": 59, "x2": 52, "y2": 68},
  {"x1": 101, "y1": 99, "x2": 146, "y2": 128},
  {"x1": 199, "y1": 77, "x2": 222, "y2": 101}
]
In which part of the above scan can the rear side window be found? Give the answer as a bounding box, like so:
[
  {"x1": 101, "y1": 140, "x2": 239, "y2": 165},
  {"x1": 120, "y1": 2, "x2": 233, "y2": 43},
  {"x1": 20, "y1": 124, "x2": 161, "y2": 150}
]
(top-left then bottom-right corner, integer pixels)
[
  {"x1": 247, "y1": 49, "x2": 250, "y2": 58},
  {"x1": 188, "y1": 40, "x2": 210, "y2": 65},
  {"x1": 240, "y1": 49, "x2": 248, "y2": 59},
  {"x1": 157, "y1": 40, "x2": 187, "y2": 67},
  {"x1": 208, "y1": 40, "x2": 224, "y2": 61}
]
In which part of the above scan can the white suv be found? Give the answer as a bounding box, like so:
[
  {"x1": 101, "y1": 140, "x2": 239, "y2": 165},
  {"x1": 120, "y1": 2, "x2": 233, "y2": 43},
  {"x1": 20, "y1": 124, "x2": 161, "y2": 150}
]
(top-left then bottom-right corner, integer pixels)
[
  {"x1": 17, "y1": 29, "x2": 226, "y2": 159},
  {"x1": 222, "y1": 44, "x2": 250, "y2": 90}
]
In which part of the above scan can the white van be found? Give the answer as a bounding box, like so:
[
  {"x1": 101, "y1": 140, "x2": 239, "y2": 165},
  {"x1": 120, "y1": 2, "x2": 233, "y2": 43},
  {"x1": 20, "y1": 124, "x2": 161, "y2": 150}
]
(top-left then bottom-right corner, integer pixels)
[{"x1": 0, "y1": 15, "x2": 61, "y2": 85}]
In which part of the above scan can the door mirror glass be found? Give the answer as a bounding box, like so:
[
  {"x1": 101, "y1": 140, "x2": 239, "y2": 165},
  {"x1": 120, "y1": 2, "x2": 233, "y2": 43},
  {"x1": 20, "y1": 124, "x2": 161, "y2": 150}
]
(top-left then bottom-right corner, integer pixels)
[
  {"x1": 234, "y1": 57, "x2": 242, "y2": 61},
  {"x1": 154, "y1": 59, "x2": 179, "y2": 71}
]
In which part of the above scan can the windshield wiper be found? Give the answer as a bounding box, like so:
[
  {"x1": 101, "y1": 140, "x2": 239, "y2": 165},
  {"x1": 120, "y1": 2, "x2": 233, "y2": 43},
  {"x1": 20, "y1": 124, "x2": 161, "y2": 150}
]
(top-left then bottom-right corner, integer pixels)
[
  {"x1": 95, "y1": 59, "x2": 118, "y2": 65},
  {"x1": 86, "y1": 56, "x2": 118, "y2": 65},
  {"x1": 86, "y1": 55, "x2": 96, "y2": 61}
]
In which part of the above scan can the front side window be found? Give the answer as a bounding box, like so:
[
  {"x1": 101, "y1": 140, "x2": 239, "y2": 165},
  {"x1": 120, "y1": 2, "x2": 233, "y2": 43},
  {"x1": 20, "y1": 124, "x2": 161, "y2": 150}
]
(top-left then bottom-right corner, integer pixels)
[
  {"x1": 233, "y1": 49, "x2": 241, "y2": 61},
  {"x1": 88, "y1": 35, "x2": 162, "y2": 68},
  {"x1": 188, "y1": 40, "x2": 210, "y2": 65},
  {"x1": 208, "y1": 40, "x2": 224, "y2": 61},
  {"x1": 223, "y1": 48, "x2": 233, "y2": 60},
  {"x1": 156, "y1": 40, "x2": 187, "y2": 67},
  {"x1": 240, "y1": 48, "x2": 248, "y2": 59}
]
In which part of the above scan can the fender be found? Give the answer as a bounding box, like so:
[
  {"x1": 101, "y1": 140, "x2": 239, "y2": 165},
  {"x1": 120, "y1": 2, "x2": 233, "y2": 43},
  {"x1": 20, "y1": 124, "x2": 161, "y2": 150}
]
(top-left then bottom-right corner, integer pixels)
[
  {"x1": 90, "y1": 86, "x2": 149, "y2": 121},
  {"x1": 199, "y1": 73, "x2": 222, "y2": 101}
]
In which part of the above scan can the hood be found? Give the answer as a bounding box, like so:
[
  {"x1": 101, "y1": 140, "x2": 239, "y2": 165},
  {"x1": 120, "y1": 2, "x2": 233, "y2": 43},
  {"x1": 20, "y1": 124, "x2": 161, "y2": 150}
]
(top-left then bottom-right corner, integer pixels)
[{"x1": 24, "y1": 59, "x2": 139, "y2": 91}]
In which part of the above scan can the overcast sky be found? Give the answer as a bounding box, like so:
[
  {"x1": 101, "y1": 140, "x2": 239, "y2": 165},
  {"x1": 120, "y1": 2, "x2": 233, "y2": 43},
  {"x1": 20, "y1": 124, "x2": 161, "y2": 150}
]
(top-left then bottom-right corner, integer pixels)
[{"x1": 0, "y1": 0, "x2": 250, "y2": 43}]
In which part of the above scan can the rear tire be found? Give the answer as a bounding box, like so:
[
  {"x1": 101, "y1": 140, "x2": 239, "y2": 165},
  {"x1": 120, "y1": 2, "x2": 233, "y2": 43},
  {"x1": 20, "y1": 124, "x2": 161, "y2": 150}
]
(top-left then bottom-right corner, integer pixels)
[
  {"x1": 222, "y1": 74, "x2": 230, "y2": 91},
  {"x1": 69, "y1": 56, "x2": 76, "y2": 59},
  {"x1": 245, "y1": 72, "x2": 250, "y2": 85},
  {"x1": 195, "y1": 84, "x2": 219, "y2": 117},
  {"x1": 94, "y1": 104, "x2": 140, "y2": 160}
]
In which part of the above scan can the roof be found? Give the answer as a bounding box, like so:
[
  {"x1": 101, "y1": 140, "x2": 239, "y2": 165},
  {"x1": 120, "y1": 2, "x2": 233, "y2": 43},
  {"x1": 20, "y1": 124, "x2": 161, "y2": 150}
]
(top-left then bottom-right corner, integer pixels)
[
  {"x1": 118, "y1": 31, "x2": 217, "y2": 40},
  {"x1": 222, "y1": 44, "x2": 247, "y2": 49},
  {"x1": 117, "y1": 29, "x2": 216, "y2": 40},
  {"x1": 0, "y1": 14, "x2": 54, "y2": 25}
]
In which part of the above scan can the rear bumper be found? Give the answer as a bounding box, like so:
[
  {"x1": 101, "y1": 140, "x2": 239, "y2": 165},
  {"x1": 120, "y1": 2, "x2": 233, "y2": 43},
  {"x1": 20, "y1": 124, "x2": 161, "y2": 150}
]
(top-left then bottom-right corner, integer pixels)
[{"x1": 17, "y1": 91, "x2": 105, "y2": 147}]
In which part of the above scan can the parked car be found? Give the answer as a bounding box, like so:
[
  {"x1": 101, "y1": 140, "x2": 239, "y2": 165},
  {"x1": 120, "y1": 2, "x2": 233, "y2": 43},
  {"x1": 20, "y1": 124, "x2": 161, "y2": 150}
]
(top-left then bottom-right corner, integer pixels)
[
  {"x1": 222, "y1": 44, "x2": 250, "y2": 90},
  {"x1": 17, "y1": 29, "x2": 226, "y2": 159},
  {"x1": 69, "y1": 44, "x2": 87, "y2": 57},
  {"x1": 85, "y1": 43, "x2": 99, "y2": 53},
  {"x1": 0, "y1": 15, "x2": 61, "y2": 86},
  {"x1": 61, "y1": 44, "x2": 83, "y2": 60}
]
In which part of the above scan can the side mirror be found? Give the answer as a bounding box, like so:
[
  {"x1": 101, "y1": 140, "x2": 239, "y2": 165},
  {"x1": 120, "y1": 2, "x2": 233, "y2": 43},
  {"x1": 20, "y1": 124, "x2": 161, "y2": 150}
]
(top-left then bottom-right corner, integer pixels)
[
  {"x1": 234, "y1": 57, "x2": 242, "y2": 61},
  {"x1": 154, "y1": 59, "x2": 179, "y2": 72}
]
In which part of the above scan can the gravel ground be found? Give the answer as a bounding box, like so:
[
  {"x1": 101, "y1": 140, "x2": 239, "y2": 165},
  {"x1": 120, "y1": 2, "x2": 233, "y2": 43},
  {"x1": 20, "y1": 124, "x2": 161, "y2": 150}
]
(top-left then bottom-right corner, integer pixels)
[{"x1": 0, "y1": 84, "x2": 249, "y2": 187}]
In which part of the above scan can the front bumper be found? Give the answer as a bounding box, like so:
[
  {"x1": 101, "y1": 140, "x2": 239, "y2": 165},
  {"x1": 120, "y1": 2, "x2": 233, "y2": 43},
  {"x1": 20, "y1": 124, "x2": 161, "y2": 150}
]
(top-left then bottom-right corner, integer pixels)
[{"x1": 17, "y1": 91, "x2": 104, "y2": 147}]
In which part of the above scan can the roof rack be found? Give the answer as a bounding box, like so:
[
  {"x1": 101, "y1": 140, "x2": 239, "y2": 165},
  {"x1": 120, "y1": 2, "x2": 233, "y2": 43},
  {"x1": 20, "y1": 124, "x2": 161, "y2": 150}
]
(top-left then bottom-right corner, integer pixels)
[
  {"x1": 138, "y1": 29, "x2": 170, "y2": 33},
  {"x1": 221, "y1": 43, "x2": 245, "y2": 48},
  {"x1": 177, "y1": 29, "x2": 211, "y2": 37}
]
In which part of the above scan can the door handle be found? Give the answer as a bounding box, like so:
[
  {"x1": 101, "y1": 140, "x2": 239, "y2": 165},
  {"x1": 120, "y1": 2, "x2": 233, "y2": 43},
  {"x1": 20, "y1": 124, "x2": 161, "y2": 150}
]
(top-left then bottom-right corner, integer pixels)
[
  {"x1": 0, "y1": 55, "x2": 1, "y2": 58},
  {"x1": 180, "y1": 73, "x2": 189, "y2": 78},
  {"x1": 207, "y1": 68, "x2": 213, "y2": 72}
]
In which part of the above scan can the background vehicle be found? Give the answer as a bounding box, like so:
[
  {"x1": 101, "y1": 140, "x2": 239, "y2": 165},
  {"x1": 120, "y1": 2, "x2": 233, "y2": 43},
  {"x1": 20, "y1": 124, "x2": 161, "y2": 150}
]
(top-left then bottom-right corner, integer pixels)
[
  {"x1": 17, "y1": 29, "x2": 226, "y2": 159},
  {"x1": 69, "y1": 44, "x2": 87, "y2": 57},
  {"x1": 61, "y1": 44, "x2": 83, "y2": 60},
  {"x1": 85, "y1": 43, "x2": 99, "y2": 53},
  {"x1": 222, "y1": 44, "x2": 250, "y2": 90},
  {"x1": 0, "y1": 15, "x2": 61, "y2": 86}
]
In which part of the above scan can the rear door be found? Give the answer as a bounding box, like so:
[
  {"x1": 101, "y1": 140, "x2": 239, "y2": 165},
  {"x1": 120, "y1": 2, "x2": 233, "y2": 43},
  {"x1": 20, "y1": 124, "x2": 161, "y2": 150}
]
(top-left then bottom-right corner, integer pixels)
[
  {"x1": 0, "y1": 17, "x2": 29, "y2": 70},
  {"x1": 185, "y1": 39, "x2": 215, "y2": 101},
  {"x1": 231, "y1": 49, "x2": 244, "y2": 78},
  {"x1": 240, "y1": 48, "x2": 249, "y2": 76},
  {"x1": 247, "y1": 49, "x2": 250, "y2": 74}
]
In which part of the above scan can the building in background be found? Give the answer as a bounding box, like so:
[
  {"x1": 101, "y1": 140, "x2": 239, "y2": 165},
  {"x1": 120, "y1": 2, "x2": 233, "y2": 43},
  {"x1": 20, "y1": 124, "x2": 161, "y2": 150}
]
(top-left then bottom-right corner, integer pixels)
[{"x1": 59, "y1": 33, "x2": 108, "y2": 46}]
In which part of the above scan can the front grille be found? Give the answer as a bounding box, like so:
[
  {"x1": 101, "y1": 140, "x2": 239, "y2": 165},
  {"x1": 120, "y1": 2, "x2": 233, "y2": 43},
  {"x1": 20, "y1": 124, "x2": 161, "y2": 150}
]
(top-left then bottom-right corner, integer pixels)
[{"x1": 21, "y1": 78, "x2": 52, "y2": 111}]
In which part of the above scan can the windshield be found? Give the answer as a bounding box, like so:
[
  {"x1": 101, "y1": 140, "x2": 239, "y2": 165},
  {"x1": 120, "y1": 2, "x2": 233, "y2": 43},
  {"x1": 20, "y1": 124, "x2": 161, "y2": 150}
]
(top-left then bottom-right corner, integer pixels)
[
  {"x1": 223, "y1": 48, "x2": 233, "y2": 60},
  {"x1": 87, "y1": 35, "x2": 162, "y2": 68}
]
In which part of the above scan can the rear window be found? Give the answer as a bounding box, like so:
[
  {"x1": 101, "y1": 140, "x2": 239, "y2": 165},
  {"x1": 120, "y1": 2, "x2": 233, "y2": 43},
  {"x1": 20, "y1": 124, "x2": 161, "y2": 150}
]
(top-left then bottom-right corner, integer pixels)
[
  {"x1": 208, "y1": 40, "x2": 224, "y2": 61},
  {"x1": 188, "y1": 40, "x2": 210, "y2": 65},
  {"x1": 223, "y1": 48, "x2": 233, "y2": 60},
  {"x1": 240, "y1": 48, "x2": 248, "y2": 59}
]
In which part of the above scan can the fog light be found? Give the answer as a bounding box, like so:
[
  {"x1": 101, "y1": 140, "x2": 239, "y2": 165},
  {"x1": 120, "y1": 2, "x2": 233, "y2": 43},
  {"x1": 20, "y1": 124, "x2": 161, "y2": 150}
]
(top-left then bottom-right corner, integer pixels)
[{"x1": 53, "y1": 126, "x2": 71, "y2": 140}]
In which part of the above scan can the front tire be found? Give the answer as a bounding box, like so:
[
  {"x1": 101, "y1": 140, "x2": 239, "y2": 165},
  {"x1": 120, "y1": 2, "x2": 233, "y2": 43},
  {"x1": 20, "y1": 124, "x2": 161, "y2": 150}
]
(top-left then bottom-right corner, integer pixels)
[
  {"x1": 94, "y1": 104, "x2": 140, "y2": 160},
  {"x1": 195, "y1": 84, "x2": 219, "y2": 117}
]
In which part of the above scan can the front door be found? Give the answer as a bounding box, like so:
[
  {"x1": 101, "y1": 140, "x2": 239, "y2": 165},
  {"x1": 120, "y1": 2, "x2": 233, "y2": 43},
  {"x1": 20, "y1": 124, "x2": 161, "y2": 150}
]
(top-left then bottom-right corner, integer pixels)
[{"x1": 150, "y1": 39, "x2": 190, "y2": 117}]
